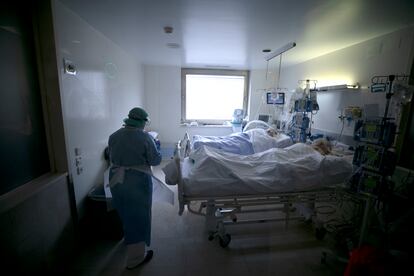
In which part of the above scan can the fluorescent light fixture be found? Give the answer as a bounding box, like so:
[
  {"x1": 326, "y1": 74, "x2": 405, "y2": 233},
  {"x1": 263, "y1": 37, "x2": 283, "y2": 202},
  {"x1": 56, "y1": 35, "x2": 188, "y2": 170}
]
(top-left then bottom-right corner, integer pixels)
[
  {"x1": 264, "y1": 42, "x2": 296, "y2": 61},
  {"x1": 317, "y1": 83, "x2": 360, "y2": 91}
]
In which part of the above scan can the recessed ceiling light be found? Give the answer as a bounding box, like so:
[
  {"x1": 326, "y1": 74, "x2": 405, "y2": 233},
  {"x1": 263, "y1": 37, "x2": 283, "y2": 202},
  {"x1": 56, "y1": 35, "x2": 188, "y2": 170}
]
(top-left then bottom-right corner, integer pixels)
[
  {"x1": 262, "y1": 49, "x2": 271, "y2": 53},
  {"x1": 166, "y1": 43, "x2": 180, "y2": 49}
]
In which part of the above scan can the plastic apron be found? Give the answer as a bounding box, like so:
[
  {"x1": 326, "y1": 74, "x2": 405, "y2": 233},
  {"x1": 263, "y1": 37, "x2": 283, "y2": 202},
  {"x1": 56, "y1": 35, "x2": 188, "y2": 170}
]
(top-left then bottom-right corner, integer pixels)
[{"x1": 108, "y1": 164, "x2": 173, "y2": 246}]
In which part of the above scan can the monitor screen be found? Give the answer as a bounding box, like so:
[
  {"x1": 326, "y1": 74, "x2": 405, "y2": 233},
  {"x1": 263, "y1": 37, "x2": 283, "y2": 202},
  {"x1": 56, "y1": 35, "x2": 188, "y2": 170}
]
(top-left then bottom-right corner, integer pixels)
[{"x1": 267, "y1": 92, "x2": 285, "y2": 105}]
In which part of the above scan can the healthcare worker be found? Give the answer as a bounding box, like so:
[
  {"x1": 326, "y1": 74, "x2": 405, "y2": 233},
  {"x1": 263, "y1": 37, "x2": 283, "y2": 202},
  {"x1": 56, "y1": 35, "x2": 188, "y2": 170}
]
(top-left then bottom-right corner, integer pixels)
[{"x1": 108, "y1": 107, "x2": 162, "y2": 269}]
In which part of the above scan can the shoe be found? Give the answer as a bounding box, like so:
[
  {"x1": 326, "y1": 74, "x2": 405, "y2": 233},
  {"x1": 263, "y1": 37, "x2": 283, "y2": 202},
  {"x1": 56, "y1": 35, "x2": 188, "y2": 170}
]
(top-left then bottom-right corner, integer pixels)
[{"x1": 126, "y1": 250, "x2": 154, "y2": 270}]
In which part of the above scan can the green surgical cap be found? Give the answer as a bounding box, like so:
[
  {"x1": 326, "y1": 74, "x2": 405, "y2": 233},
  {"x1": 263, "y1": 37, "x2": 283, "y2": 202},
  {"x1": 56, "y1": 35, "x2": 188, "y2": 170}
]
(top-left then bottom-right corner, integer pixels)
[
  {"x1": 128, "y1": 107, "x2": 148, "y2": 121},
  {"x1": 123, "y1": 107, "x2": 148, "y2": 128}
]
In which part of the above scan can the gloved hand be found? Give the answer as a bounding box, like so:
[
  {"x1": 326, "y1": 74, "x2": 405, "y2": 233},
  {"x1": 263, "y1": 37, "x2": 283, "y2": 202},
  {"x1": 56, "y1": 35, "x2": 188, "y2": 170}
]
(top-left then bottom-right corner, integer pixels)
[{"x1": 154, "y1": 139, "x2": 161, "y2": 151}]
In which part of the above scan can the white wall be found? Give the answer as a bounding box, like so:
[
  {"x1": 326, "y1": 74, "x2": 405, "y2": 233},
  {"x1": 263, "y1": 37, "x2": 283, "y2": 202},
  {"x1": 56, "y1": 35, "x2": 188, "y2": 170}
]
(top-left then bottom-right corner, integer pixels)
[
  {"x1": 53, "y1": 0, "x2": 145, "y2": 213},
  {"x1": 144, "y1": 65, "x2": 233, "y2": 152},
  {"x1": 249, "y1": 27, "x2": 414, "y2": 137}
]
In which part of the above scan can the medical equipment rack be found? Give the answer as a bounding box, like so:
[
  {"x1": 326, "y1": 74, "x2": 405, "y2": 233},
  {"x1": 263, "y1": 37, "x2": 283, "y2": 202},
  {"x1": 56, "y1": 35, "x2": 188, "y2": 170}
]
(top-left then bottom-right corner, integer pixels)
[
  {"x1": 352, "y1": 75, "x2": 401, "y2": 199},
  {"x1": 289, "y1": 80, "x2": 319, "y2": 143}
]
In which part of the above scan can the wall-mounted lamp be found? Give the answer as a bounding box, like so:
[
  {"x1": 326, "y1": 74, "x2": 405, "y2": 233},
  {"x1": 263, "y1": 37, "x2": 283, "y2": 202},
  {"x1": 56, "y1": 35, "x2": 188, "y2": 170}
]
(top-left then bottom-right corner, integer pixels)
[{"x1": 317, "y1": 83, "x2": 360, "y2": 91}]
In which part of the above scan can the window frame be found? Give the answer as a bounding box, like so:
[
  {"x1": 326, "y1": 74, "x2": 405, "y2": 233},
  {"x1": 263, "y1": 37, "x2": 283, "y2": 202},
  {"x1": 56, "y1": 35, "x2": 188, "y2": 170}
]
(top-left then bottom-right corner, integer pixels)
[
  {"x1": 181, "y1": 68, "x2": 249, "y2": 125},
  {"x1": 0, "y1": 0, "x2": 70, "y2": 211}
]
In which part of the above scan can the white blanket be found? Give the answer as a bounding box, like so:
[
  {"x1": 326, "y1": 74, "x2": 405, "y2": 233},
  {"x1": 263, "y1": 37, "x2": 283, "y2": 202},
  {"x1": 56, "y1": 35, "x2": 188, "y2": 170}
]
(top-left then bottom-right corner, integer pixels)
[
  {"x1": 244, "y1": 128, "x2": 292, "y2": 153},
  {"x1": 181, "y1": 143, "x2": 352, "y2": 197}
]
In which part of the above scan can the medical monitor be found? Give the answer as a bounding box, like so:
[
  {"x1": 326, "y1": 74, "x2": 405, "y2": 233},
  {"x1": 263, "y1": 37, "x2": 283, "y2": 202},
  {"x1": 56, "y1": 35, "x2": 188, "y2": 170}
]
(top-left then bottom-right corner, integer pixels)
[{"x1": 266, "y1": 92, "x2": 285, "y2": 105}]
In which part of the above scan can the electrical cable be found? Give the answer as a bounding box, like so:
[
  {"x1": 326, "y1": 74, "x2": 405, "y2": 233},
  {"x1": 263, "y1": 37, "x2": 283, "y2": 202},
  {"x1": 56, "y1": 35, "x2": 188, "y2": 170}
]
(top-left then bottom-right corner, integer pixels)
[
  {"x1": 337, "y1": 118, "x2": 345, "y2": 144},
  {"x1": 323, "y1": 197, "x2": 362, "y2": 235},
  {"x1": 309, "y1": 112, "x2": 312, "y2": 137},
  {"x1": 251, "y1": 89, "x2": 267, "y2": 120},
  {"x1": 277, "y1": 54, "x2": 282, "y2": 89},
  {"x1": 265, "y1": 61, "x2": 269, "y2": 81}
]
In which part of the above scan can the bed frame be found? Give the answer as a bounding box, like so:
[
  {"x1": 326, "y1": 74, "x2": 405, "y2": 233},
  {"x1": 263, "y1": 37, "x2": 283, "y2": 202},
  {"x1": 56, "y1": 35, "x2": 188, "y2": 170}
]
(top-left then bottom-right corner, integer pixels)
[{"x1": 173, "y1": 133, "x2": 342, "y2": 247}]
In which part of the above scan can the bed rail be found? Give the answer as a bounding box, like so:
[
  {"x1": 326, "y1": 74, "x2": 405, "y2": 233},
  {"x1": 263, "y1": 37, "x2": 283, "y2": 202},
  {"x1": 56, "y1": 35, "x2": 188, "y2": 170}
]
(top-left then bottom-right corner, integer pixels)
[
  {"x1": 175, "y1": 132, "x2": 191, "y2": 159},
  {"x1": 185, "y1": 187, "x2": 344, "y2": 247},
  {"x1": 174, "y1": 132, "x2": 191, "y2": 214}
]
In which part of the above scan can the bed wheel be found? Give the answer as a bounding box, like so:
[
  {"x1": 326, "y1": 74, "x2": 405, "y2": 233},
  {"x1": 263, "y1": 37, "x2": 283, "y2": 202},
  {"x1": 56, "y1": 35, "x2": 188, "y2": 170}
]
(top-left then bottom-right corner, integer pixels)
[
  {"x1": 208, "y1": 234, "x2": 215, "y2": 241},
  {"x1": 315, "y1": 227, "x2": 327, "y2": 240},
  {"x1": 219, "y1": 234, "x2": 231, "y2": 248}
]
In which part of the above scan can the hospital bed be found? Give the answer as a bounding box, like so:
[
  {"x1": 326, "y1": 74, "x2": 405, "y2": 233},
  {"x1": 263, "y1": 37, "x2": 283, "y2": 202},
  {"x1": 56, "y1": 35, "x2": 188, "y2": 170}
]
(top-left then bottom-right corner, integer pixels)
[{"x1": 163, "y1": 134, "x2": 354, "y2": 247}]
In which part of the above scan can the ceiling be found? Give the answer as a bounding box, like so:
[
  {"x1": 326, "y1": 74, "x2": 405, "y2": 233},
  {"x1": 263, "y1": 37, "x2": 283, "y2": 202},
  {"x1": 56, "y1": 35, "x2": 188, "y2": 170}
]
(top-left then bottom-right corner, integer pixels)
[{"x1": 60, "y1": 0, "x2": 414, "y2": 69}]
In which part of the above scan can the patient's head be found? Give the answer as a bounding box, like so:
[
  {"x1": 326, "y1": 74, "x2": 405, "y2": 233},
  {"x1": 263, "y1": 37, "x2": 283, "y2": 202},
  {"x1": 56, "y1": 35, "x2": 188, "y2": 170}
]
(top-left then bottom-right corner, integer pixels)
[
  {"x1": 266, "y1": 127, "x2": 278, "y2": 137},
  {"x1": 311, "y1": 138, "x2": 332, "y2": 155}
]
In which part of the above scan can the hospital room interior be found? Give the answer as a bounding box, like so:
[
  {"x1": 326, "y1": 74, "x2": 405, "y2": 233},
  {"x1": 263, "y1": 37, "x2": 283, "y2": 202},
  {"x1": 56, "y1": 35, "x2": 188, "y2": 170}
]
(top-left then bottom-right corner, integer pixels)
[{"x1": 2, "y1": 0, "x2": 414, "y2": 275}]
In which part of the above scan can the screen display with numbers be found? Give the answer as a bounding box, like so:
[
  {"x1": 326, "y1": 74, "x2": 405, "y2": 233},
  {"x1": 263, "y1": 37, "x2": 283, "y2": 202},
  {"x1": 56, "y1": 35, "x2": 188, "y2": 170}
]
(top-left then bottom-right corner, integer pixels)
[{"x1": 266, "y1": 92, "x2": 285, "y2": 105}]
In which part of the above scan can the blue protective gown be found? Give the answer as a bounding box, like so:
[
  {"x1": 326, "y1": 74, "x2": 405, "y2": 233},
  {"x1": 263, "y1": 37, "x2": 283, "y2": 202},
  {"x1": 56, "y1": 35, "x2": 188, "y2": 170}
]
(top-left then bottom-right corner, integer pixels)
[{"x1": 108, "y1": 126, "x2": 162, "y2": 246}]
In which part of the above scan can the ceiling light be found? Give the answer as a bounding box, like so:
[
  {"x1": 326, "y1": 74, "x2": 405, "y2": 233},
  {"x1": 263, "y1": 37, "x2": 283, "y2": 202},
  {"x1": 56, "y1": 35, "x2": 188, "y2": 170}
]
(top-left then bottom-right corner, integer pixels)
[
  {"x1": 264, "y1": 42, "x2": 296, "y2": 61},
  {"x1": 317, "y1": 83, "x2": 360, "y2": 91}
]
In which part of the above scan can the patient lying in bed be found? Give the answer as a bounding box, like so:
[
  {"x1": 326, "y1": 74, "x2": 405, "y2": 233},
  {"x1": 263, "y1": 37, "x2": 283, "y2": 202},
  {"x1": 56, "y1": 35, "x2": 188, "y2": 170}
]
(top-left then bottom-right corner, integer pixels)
[
  {"x1": 192, "y1": 128, "x2": 292, "y2": 155},
  {"x1": 266, "y1": 127, "x2": 278, "y2": 137},
  {"x1": 311, "y1": 138, "x2": 332, "y2": 155}
]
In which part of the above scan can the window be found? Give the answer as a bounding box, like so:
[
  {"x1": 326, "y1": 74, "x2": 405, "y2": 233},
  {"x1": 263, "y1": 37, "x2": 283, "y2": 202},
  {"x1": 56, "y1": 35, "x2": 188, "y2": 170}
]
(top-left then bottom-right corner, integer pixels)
[{"x1": 181, "y1": 69, "x2": 249, "y2": 125}]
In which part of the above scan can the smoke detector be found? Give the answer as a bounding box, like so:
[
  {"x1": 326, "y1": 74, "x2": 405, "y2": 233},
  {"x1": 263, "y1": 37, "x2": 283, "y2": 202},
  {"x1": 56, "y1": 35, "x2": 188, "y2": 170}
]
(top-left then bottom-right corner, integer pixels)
[{"x1": 164, "y1": 26, "x2": 173, "y2": 34}]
